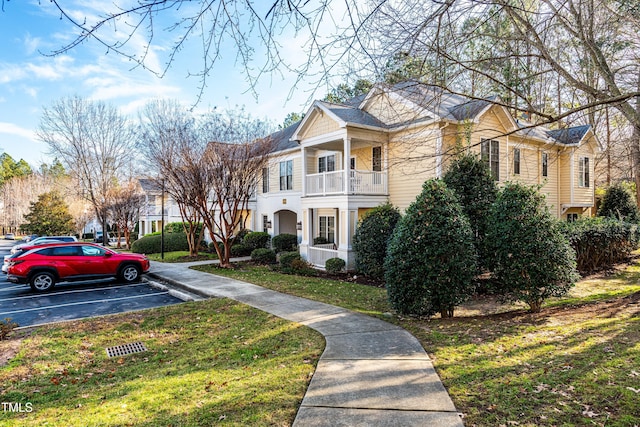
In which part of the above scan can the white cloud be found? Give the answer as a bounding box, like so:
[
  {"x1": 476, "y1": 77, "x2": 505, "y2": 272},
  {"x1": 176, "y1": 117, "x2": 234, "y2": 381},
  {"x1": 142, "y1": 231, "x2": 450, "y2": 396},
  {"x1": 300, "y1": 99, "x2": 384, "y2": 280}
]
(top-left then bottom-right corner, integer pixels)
[
  {"x1": 0, "y1": 122, "x2": 36, "y2": 140},
  {"x1": 23, "y1": 33, "x2": 42, "y2": 55},
  {"x1": 0, "y1": 64, "x2": 27, "y2": 84}
]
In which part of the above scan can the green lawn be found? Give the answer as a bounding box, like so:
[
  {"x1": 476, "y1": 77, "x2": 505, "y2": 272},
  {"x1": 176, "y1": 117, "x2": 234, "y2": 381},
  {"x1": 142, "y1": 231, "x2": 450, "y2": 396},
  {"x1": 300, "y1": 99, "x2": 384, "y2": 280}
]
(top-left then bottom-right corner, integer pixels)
[
  {"x1": 195, "y1": 261, "x2": 640, "y2": 427},
  {"x1": 2, "y1": 255, "x2": 638, "y2": 426},
  {"x1": 0, "y1": 300, "x2": 324, "y2": 427}
]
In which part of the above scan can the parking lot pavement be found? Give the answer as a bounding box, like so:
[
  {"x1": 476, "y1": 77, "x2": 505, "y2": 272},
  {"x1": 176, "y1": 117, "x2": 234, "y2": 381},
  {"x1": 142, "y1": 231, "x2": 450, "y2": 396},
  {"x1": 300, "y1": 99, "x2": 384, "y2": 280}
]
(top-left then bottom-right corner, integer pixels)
[
  {"x1": 0, "y1": 278, "x2": 184, "y2": 328},
  {"x1": 0, "y1": 240, "x2": 184, "y2": 328}
]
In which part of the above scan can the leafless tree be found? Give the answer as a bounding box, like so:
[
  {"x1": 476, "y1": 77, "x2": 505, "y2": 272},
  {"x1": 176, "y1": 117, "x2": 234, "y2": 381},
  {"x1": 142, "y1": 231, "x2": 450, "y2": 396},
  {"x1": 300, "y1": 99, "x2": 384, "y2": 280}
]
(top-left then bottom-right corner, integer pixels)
[
  {"x1": 139, "y1": 101, "x2": 275, "y2": 266},
  {"x1": 138, "y1": 99, "x2": 206, "y2": 256},
  {"x1": 37, "y1": 96, "x2": 136, "y2": 244},
  {"x1": 198, "y1": 134, "x2": 275, "y2": 267},
  {"x1": 43, "y1": 1, "x2": 640, "y2": 198},
  {"x1": 108, "y1": 180, "x2": 144, "y2": 249},
  {"x1": 0, "y1": 174, "x2": 51, "y2": 234}
]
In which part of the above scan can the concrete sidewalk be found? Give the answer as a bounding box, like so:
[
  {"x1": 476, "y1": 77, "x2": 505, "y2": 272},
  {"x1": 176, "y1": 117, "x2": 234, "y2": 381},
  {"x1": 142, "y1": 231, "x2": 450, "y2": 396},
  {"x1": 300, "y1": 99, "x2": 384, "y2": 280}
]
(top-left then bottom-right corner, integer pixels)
[{"x1": 147, "y1": 260, "x2": 464, "y2": 427}]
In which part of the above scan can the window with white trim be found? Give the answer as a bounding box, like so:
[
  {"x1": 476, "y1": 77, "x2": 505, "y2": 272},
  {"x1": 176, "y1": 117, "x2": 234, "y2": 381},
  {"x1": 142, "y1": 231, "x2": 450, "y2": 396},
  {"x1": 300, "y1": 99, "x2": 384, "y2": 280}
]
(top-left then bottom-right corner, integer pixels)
[
  {"x1": 262, "y1": 215, "x2": 269, "y2": 233},
  {"x1": 279, "y1": 160, "x2": 293, "y2": 191},
  {"x1": 513, "y1": 148, "x2": 520, "y2": 175},
  {"x1": 567, "y1": 213, "x2": 579, "y2": 222},
  {"x1": 481, "y1": 139, "x2": 499, "y2": 181},
  {"x1": 579, "y1": 157, "x2": 590, "y2": 188},
  {"x1": 318, "y1": 154, "x2": 336, "y2": 173},
  {"x1": 542, "y1": 152, "x2": 548, "y2": 177},
  {"x1": 318, "y1": 215, "x2": 335, "y2": 243}
]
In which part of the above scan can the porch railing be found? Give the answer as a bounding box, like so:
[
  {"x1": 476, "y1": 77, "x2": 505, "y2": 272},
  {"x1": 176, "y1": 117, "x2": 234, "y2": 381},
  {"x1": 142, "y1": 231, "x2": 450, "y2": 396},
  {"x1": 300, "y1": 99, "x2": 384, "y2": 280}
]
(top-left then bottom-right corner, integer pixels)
[
  {"x1": 306, "y1": 171, "x2": 344, "y2": 196},
  {"x1": 307, "y1": 245, "x2": 339, "y2": 267},
  {"x1": 305, "y1": 170, "x2": 387, "y2": 196}
]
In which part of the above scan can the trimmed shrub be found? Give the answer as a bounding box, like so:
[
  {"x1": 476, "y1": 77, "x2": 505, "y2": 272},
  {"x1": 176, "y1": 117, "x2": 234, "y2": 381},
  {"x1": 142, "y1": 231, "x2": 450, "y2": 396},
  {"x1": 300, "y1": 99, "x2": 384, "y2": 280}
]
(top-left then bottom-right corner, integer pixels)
[
  {"x1": 272, "y1": 233, "x2": 298, "y2": 253},
  {"x1": 244, "y1": 232, "x2": 271, "y2": 251},
  {"x1": 486, "y1": 182, "x2": 579, "y2": 312},
  {"x1": 443, "y1": 153, "x2": 498, "y2": 270},
  {"x1": 164, "y1": 221, "x2": 205, "y2": 236},
  {"x1": 131, "y1": 232, "x2": 190, "y2": 254},
  {"x1": 352, "y1": 203, "x2": 401, "y2": 280},
  {"x1": 286, "y1": 258, "x2": 318, "y2": 277},
  {"x1": 230, "y1": 244, "x2": 253, "y2": 257},
  {"x1": 325, "y1": 257, "x2": 346, "y2": 274},
  {"x1": 251, "y1": 248, "x2": 277, "y2": 264},
  {"x1": 279, "y1": 251, "x2": 301, "y2": 269},
  {"x1": 560, "y1": 217, "x2": 639, "y2": 273},
  {"x1": 384, "y1": 179, "x2": 477, "y2": 317},
  {"x1": 234, "y1": 228, "x2": 252, "y2": 244},
  {"x1": 598, "y1": 183, "x2": 640, "y2": 222}
]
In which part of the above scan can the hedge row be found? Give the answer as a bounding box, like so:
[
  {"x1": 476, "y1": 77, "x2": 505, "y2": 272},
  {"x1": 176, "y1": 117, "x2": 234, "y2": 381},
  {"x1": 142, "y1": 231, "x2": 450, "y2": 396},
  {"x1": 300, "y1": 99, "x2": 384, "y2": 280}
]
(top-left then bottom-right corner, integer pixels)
[
  {"x1": 131, "y1": 232, "x2": 192, "y2": 254},
  {"x1": 560, "y1": 217, "x2": 639, "y2": 273}
]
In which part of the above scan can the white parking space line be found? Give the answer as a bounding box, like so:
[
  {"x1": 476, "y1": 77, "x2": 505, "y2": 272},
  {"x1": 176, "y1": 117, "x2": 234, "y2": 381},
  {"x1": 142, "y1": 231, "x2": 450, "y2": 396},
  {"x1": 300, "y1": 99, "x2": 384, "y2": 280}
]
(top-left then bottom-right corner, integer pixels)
[
  {"x1": 0, "y1": 291, "x2": 170, "y2": 316},
  {"x1": 0, "y1": 282, "x2": 148, "y2": 302}
]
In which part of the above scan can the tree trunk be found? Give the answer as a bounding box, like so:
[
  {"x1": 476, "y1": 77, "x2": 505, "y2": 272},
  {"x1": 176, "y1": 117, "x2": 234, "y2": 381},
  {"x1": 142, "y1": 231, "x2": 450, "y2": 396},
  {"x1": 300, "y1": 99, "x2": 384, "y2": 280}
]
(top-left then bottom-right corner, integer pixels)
[{"x1": 528, "y1": 299, "x2": 543, "y2": 313}]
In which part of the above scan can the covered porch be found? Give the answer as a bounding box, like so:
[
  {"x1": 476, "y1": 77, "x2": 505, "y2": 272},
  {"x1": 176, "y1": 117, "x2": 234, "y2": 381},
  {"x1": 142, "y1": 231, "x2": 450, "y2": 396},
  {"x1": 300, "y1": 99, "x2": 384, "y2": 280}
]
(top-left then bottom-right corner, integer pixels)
[{"x1": 299, "y1": 197, "x2": 386, "y2": 270}]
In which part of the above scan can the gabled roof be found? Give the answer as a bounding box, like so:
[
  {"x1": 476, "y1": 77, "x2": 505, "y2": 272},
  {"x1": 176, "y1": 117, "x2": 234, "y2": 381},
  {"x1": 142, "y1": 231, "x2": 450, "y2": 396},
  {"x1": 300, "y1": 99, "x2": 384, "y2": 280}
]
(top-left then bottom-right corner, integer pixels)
[
  {"x1": 266, "y1": 121, "x2": 301, "y2": 153},
  {"x1": 546, "y1": 125, "x2": 591, "y2": 146},
  {"x1": 388, "y1": 81, "x2": 492, "y2": 121},
  {"x1": 284, "y1": 80, "x2": 596, "y2": 149},
  {"x1": 517, "y1": 121, "x2": 594, "y2": 147},
  {"x1": 319, "y1": 101, "x2": 388, "y2": 129},
  {"x1": 138, "y1": 178, "x2": 161, "y2": 193}
]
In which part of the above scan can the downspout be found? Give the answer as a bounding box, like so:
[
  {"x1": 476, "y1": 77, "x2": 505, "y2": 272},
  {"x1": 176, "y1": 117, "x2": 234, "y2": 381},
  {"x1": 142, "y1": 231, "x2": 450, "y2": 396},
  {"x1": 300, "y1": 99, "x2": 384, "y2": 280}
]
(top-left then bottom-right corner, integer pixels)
[{"x1": 436, "y1": 123, "x2": 448, "y2": 178}]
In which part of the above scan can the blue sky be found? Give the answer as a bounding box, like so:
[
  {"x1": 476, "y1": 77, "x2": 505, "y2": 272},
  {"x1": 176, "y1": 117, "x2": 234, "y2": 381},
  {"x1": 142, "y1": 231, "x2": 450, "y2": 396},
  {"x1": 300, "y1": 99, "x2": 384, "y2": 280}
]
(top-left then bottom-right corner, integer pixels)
[{"x1": 0, "y1": 1, "x2": 334, "y2": 167}]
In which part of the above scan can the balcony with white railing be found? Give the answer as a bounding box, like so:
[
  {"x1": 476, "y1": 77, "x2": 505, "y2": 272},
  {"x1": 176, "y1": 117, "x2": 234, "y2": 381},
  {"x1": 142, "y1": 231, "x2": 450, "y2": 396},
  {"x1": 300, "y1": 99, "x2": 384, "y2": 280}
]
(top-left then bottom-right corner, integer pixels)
[{"x1": 304, "y1": 170, "x2": 387, "y2": 197}]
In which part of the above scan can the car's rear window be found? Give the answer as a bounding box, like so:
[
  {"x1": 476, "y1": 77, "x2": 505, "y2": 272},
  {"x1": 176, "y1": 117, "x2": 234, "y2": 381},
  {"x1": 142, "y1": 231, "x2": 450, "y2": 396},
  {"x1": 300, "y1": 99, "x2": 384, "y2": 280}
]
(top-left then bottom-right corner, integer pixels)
[{"x1": 51, "y1": 246, "x2": 80, "y2": 256}]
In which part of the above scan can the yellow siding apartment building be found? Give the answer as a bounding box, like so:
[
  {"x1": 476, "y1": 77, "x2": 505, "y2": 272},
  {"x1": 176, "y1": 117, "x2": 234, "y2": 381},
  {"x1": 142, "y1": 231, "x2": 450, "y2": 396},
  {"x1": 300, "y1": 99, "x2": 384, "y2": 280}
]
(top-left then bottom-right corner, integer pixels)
[{"x1": 256, "y1": 82, "x2": 599, "y2": 269}]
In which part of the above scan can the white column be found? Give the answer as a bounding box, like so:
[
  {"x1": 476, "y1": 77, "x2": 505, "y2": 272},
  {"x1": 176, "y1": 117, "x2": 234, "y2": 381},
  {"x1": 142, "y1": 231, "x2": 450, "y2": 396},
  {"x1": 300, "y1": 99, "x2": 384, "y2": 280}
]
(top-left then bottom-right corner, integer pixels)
[
  {"x1": 343, "y1": 137, "x2": 351, "y2": 194},
  {"x1": 301, "y1": 146, "x2": 307, "y2": 197}
]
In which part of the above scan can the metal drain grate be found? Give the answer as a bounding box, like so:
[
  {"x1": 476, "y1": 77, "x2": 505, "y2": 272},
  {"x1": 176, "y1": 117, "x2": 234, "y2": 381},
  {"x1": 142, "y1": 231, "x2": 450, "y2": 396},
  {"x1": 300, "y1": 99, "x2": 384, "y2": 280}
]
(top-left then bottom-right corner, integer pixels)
[{"x1": 106, "y1": 342, "x2": 147, "y2": 358}]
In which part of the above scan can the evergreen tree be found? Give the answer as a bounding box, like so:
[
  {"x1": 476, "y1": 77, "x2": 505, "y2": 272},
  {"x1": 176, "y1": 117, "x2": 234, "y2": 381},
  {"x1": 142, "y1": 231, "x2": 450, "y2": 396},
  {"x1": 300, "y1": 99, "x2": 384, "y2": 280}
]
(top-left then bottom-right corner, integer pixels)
[
  {"x1": 443, "y1": 153, "x2": 498, "y2": 270},
  {"x1": 486, "y1": 182, "x2": 579, "y2": 312},
  {"x1": 384, "y1": 180, "x2": 477, "y2": 317},
  {"x1": 598, "y1": 183, "x2": 640, "y2": 222},
  {"x1": 21, "y1": 191, "x2": 75, "y2": 236},
  {"x1": 353, "y1": 203, "x2": 401, "y2": 280}
]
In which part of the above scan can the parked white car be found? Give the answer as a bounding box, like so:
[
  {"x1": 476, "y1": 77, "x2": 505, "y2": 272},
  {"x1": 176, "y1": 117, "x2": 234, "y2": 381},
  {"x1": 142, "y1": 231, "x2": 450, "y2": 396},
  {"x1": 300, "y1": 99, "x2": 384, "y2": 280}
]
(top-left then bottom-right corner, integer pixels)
[{"x1": 10, "y1": 236, "x2": 78, "y2": 255}]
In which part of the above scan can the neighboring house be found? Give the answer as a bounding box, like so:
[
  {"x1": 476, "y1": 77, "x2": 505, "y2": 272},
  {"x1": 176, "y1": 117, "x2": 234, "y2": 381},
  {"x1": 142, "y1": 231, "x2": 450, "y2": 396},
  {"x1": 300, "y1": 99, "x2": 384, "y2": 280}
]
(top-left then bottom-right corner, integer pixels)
[
  {"x1": 256, "y1": 81, "x2": 599, "y2": 269},
  {"x1": 138, "y1": 179, "x2": 183, "y2": 237}
]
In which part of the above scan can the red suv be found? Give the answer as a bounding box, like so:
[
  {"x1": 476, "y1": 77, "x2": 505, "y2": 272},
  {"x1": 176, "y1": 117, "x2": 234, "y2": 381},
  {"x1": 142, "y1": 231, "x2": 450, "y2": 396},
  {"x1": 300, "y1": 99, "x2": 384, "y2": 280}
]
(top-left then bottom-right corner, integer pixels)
[{"x1": 7, "y1": 242, "x2": 150, "y2": 292}]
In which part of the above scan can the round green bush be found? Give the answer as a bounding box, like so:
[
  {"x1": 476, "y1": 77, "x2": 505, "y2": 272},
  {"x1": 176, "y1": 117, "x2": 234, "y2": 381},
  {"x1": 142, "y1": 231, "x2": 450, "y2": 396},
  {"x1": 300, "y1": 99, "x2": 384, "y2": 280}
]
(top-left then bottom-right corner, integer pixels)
[
  {"x1": 443, "y1": 153, "x2": 498, "y2": 270},
  {"x1": 272, "y1": 233, "x2": 298, "y2": 253},
  {"x1": 352, "y1": 203, "x2": 401, "y2": 279},
  {"x1": 279, "y1": 251, "x2": 301, "y2": 269},
  {"x1": 243, "y1": 232, "x2": 271, "y2": 251},
  {"x1": 384, "y1": 179, "x2": 477, "y2": 317},
  {"x1": 598, "y1": 183, "x2": 640, "y2": 222},
  {"x1": 486, "y1": 182, "x2": 579, "y2": 312},
  {"x1": 230, "y1": 244, "x2": 252, "y2": 257},
  {"x1": 131, "y1": 232, "x2": 190, "y2": 254},
  {"x1": 251, "y1": 248, "x2": 277, "y2": 264},
  {"x1": 325, "y1": 257, "x2": 346, "y2": 274}
]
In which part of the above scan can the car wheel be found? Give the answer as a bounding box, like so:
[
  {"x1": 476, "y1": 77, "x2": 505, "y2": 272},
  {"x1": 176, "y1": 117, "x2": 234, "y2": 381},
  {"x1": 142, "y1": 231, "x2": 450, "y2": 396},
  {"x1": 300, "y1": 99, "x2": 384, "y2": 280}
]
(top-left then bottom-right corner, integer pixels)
[
  {"x1": 30, "y1": 272, "x2": 56, "y2": 292},
  {"x1": 120, "y1": 264, "x2": 141, "y2": 283}
]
